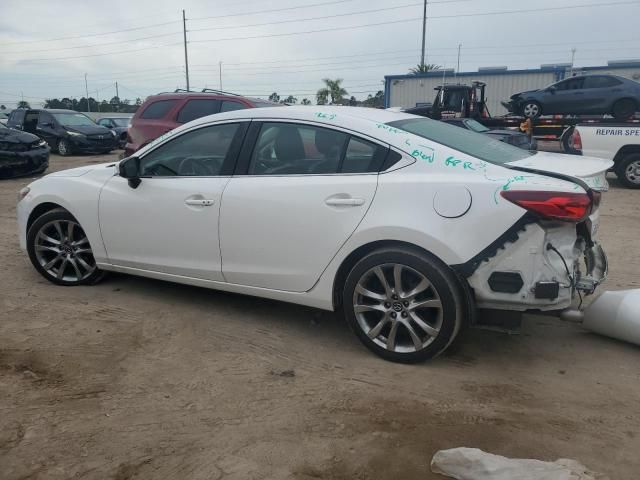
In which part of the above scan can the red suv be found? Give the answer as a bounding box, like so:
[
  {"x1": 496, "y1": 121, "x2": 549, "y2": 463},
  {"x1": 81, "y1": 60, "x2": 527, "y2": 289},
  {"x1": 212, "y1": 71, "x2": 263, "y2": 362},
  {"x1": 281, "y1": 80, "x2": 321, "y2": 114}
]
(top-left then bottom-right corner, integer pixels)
[{"x1": 124, "y1": 90, "x2": 278, "y2": 157}]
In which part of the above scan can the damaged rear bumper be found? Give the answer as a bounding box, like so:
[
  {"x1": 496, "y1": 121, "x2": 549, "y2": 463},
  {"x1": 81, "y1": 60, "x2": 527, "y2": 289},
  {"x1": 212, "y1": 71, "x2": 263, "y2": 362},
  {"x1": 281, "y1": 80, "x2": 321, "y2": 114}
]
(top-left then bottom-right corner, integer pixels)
[{"x1": 453, "y1": 216, "x2": 607, "y2": 312}]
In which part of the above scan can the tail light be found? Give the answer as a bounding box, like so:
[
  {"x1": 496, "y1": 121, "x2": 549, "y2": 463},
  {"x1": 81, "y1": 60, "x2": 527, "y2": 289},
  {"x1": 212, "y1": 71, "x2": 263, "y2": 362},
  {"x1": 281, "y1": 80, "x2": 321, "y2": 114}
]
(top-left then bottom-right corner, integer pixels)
[
  {"x1": 569, "y1": 129, "x2": 582, "y2": 152},
  {"x1": 500, "y1": 190, "x2": 591, "y2": 222}
]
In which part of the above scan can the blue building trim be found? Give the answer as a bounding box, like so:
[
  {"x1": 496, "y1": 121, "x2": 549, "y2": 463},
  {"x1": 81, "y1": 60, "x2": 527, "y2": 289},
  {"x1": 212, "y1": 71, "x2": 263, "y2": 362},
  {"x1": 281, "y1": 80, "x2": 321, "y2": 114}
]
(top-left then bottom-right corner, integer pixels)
[{"x1": 383, "y1": 63, "x2": 640, "y2": 107}]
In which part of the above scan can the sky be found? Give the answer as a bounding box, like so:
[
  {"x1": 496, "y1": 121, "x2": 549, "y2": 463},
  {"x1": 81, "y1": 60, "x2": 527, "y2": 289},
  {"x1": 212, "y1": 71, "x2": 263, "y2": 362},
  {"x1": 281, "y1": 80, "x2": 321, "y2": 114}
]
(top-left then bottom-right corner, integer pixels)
[{"x1": 1, "y1": 0, "x2": 639, "y2": 108}]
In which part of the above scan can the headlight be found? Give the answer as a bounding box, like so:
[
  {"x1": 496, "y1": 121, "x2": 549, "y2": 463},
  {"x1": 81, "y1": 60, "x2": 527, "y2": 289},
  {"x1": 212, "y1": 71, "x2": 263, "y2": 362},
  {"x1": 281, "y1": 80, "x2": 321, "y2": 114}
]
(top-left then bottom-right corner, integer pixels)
[
  {"x1": 17, "y1": 186, "x2": 30, "y2": 202},
  {"x1": 67, "y1": 131, "x2": 85, "y2": 137}
]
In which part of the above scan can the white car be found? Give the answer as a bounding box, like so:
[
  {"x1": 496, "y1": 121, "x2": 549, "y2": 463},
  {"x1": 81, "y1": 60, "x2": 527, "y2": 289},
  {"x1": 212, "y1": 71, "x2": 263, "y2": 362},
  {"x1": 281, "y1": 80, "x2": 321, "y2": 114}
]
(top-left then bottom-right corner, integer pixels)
[{"x1": 17, "y1": 107, "x2": 611, "y2": 362}]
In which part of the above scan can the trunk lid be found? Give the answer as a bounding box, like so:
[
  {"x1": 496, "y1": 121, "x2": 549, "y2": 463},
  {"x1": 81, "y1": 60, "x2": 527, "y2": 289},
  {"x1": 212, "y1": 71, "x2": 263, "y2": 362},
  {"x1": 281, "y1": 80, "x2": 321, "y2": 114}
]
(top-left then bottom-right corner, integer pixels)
[{"x1": 507, "y1": 151, "x2": 613, "y2": 191}]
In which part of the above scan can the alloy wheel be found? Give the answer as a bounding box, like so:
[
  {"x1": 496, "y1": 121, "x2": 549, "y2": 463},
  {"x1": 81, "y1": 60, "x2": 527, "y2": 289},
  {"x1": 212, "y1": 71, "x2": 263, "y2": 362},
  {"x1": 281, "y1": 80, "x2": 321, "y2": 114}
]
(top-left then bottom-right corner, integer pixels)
[
  {"x1": 625, "y1": 160, "x2": 640, "y2": 185},
  {"x1": 352, "y1": 263, "x2": 443, "y2": 354},
  {"x1": 523, "y1": 103, "x2": 540, "y2": 118},
  {"x1": 34, "y1": 219, "x2": 96, "y2": 282}
]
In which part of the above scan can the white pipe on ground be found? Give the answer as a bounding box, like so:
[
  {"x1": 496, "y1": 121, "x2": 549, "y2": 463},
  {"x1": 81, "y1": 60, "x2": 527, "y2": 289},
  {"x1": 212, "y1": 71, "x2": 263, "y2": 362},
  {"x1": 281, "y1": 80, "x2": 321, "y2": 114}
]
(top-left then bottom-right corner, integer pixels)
[{"x1": 582, "y1": 289, "x2": 640, "y2": 346}]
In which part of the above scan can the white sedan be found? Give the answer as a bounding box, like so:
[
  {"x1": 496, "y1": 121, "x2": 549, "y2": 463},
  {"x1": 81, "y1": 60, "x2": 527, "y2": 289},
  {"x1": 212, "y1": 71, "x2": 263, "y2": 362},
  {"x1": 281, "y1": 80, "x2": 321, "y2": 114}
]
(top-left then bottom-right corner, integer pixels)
[{"x1": 17, "y1": 107, "x2": 610, "y2": 362}]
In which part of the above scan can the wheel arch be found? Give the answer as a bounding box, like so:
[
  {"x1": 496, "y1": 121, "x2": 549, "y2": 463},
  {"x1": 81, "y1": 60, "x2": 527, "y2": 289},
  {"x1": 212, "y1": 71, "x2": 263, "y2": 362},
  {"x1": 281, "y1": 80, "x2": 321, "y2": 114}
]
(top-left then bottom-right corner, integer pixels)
[
  {"x1": 26, "y1": 202, "x2": 70, "y2": 234},
  {"x1": 611, "y1": 96, "x2": 638, "y2": 111},
  {"x1": 613, "y1": 144, "x2": 640, "y2": 166},
  {"x1": 331, "y1": 239, "x2": 472, "y2": 311}
]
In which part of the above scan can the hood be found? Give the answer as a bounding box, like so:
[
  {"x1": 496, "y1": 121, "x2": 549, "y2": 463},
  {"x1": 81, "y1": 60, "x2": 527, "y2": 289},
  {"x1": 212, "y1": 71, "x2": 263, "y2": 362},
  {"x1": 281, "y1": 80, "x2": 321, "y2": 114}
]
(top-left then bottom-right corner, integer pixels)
[
  {"x1": 507, "y1": 151, "x2": 613, "y2": 191},
  {"x1": 65, "y1": 124, "x2": 112, "y2": 135},
  {"x1": 0, "y1": 126, "x2": 40, "y2": 144},
  {"x1": 510, "y1": 89, "x2": 539, "y2": 99},
  {"x1": 47, "y1": 162, "x2": 116, "y2": 178},
  {"x1": 111, "y1": 126, "x2": 128, "y2": 134}
]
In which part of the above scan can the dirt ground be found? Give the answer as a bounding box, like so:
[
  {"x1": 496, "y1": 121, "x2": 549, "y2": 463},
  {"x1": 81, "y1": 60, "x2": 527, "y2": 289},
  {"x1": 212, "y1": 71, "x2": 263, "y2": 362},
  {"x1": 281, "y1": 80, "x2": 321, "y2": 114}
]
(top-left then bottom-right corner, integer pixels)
[{"x1": 1, "y1": 149, "x2": 639, "y2": 480}]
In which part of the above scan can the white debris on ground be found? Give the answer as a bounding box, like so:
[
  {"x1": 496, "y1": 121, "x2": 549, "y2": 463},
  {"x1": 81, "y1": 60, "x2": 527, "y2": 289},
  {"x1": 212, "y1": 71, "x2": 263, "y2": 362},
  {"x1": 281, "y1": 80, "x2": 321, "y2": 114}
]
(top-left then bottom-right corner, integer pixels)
[{"x1": 431, "y1": 448, "x2": 608, "y2": 480}]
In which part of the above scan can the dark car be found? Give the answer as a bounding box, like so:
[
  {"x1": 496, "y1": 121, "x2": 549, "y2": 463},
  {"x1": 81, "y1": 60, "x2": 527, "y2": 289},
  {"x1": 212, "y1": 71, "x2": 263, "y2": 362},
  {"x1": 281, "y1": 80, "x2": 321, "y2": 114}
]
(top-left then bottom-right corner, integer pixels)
[
  {"x1": 0, "y1": 124, "x2": 49, "y2": 179},
  {"x1": 125, "y1": 90, "x2": 280, "y2": 156},
  {"x1": 506, "y1": 74, "x2": 640, "y2": 120},
  {"x1": 96, "y1": 117, "x2": 130, "y2": 149},
  {"x1": 7, "y1": 109, "x2": 116, "y2": 156},
  {"x1": 442, "y1": 118, "x2": 537, "y2": 150}
]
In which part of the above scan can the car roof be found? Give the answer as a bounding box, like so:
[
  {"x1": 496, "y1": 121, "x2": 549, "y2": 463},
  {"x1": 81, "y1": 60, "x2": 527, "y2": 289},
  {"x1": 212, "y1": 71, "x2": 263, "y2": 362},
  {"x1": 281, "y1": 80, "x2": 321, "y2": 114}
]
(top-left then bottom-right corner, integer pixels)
[
  {"x1": 134, "y1": 105, "x2": 423, "y2": 158},
  {"x1": 144, "y1": 92, "x2": 277, "y2": 105}
]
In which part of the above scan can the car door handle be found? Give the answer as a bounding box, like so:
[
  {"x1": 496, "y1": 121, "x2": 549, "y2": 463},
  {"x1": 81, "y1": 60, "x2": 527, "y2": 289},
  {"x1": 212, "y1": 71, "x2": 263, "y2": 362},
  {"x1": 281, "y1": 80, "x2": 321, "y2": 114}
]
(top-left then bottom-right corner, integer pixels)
[
  {"x1": 325, "y1": 197, "x2": 365, "y2": 207},
  {"x1": 185, "y1": 199, "x2": 215, "y2": 206}
]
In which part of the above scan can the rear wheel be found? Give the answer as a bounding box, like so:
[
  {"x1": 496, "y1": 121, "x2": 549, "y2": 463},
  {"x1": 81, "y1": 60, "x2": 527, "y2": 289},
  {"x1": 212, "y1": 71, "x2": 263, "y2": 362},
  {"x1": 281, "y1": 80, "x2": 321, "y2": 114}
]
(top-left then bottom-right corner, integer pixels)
[
  {"x1": 343, "y1": 248, "x2": 465, "y2": 363},
  {"x1": 522, "y1": 101, "x2": 541, "y2": 119},
  {"x1": 615, "y1": 153, "x2": 640, "y2": 189},
  {"x1": 612, "y1": 98, "x2": 637, "y2": 120},
  {"x1": 57, "y1": 138, "x2": 71, "y2": 156},
  {"x1": 27, "y1": 209, "x2": 106, "y2": 286}
]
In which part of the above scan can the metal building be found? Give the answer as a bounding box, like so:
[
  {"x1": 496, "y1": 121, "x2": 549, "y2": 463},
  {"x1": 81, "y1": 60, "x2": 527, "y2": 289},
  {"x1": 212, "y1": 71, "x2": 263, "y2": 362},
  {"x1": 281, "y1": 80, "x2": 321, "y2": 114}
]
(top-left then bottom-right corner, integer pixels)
[{"x1": 384, "y1": 61, "x2": 640, "y2": 115}]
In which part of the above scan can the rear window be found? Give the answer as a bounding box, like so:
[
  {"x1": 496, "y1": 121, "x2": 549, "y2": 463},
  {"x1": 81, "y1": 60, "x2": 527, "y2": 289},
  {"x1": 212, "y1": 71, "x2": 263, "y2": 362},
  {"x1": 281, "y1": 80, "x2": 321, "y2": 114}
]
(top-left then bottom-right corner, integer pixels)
[
  {"x1": 583, "y1": 76, "x2": 623, "y2": 89},
  {"x1": 140, "y1": 100, "x2": 178, "y2": 119},
  {"x1": 176, "y1": 99, "x2": 220, "y2": 123},
  {"x1": 387, "y1": 117, "x2": 534, "y2": 165},
  {"x1": 220, "y1": 100, "x2": 247, "y2": 113}
]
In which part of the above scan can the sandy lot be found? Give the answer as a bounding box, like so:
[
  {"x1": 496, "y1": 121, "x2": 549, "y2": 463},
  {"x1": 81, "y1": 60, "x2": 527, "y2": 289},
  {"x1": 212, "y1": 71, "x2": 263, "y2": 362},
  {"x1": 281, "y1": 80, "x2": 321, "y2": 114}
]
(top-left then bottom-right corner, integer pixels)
[{"x1": 1, "y1": 151, "x2": 639, "y2": 480}]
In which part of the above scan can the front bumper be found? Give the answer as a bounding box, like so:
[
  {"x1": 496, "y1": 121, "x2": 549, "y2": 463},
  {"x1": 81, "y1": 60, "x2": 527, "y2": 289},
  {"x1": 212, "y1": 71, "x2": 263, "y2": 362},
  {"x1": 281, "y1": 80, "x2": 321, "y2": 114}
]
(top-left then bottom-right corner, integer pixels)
[
  {"x1": 69, "y1": 135, "x2": 116, "y2": 153},
  {"x1": 0, "y1": 148, "x2": 50, "y2": 179}
]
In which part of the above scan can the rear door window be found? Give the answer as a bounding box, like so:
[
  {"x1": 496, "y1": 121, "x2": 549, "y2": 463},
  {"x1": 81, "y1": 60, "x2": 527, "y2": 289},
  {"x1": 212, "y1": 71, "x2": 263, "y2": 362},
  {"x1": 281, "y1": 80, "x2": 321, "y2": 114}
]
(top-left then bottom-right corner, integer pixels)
[
  {"x1": 583, "y1": 76, "x2": 623, "y2": 89},
  {"x1": 220, "y1": 100, "x2": 247, "y2": 112},
  {"x1": 37, "y1": 112, "x2": 54, "y2": 127},
  {"x1": 176, "y1": 99, "x2": 221, "y2": 123},
  {"x1": 140, "y1": 100, "x2": 178, "y2": 119}
]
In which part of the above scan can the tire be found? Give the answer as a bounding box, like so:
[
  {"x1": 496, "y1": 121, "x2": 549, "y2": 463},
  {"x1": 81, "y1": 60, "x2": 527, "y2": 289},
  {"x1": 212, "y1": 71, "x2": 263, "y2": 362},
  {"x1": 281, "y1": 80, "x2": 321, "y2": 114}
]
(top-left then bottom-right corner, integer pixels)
[
  {"x1": 342, "y1": 247, "x2": 466, "y2": 363},
  {"x1": 612, "y1": 98, "x2": 637, "y2": 120},
  {"x1": 521, "y1": 101, "x2": 542, "y2": 119},
  {"x1": 615, "y1": 153, "x2": 640, "y2": 189},
  {"x1": 57, "y1": 138, "x2": 72, "y2": 156},
  {"x1": 561, "y1": 127, "x2": 580, "y2": 155},
  {"x1": 27, "y1": 209, "x2": 106, "y2": 286}
]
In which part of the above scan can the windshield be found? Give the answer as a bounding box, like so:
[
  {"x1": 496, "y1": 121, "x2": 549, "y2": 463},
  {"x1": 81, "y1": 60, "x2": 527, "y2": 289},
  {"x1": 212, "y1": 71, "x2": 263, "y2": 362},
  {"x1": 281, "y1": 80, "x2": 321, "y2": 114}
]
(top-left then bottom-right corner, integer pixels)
[
  {"x1": 52, "y1": 112, "x2": 96, "y2": 127},
  {"x1": 463, "y1": 119, "x2": 490, "y2": 133},
  {"x1": 386, "y1": 117, "x2": 534, "y2": 164},
  {"x1": 111, "y1": 118, "x2": 130, "y2": 127}
]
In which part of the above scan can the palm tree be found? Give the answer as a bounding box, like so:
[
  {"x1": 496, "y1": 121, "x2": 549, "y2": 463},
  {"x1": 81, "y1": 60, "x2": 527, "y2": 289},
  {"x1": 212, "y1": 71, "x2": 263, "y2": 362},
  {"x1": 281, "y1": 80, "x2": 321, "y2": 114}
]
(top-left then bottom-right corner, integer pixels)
[
  {"x1": 409, "y1": 63, "x2": 441, "y2": 74},
  {"x1": 316, "y1": 78, "x2": 348, "y2": 105}
]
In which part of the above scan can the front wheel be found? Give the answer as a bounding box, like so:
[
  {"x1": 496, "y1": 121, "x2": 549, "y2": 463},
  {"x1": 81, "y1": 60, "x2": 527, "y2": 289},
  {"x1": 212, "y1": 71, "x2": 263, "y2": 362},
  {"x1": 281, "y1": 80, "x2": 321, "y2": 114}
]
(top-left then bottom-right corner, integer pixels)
[
  {"x1": 616, "y1": 153, "x2": 640, "y2": 189},
  {"x1": 27, "y1": 209, "x2": 106, "y2": 286},
  {"x1": 57, "y1": 138, "x2": 72, "y2": 156},
  {"x1": 521, "y1": 101, "x2": 541, "y2": 119},
  {"x1": 343, "y1": 248, "x2": 464, "y2": 363}
]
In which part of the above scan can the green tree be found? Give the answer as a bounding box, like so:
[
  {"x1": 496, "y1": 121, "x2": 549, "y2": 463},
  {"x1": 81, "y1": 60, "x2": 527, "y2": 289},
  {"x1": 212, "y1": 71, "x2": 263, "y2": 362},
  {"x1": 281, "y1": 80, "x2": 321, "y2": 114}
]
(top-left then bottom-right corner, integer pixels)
[
  {"x1": 362, "y1": 90, "x2": 385, "y2": 108},
  {"x1": 301, "y1": 98, "x2": 311, "y2": 105},
  {"x1": 0, "y1": 105, "x2": 6, "y2": 110},
  {"x1": 349, "y1": 96, "x2": 357, "y2": 106},
  {"x1": 135, "y1": 97, "x2": 142, "y2": 106},
  {"x1": 409, "y1": 63, "x2": 441, "y2": 74},
  {"x1": 283, "y1": 95, "x2": 297, "y2": 104},
  {"x1": 268, "y1": 92, "x2": 280, "y2": 103},
  {"x1": 17, "y1": 100, "x2": 30, "y2": 108},
  {"x1": 316, "y1": 78, "x2": 348, "y2": 105}
]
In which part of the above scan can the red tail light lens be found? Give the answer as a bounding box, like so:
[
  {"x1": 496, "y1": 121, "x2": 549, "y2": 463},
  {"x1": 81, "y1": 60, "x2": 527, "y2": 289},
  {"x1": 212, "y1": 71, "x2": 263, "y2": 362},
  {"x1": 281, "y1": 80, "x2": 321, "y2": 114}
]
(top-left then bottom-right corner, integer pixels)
[
  {"x1": 500, "y1": 190, "x2": 591, "y2": 222},
  {"x1": 570, "y1": 129, "x2": 582, "y2": 152}
]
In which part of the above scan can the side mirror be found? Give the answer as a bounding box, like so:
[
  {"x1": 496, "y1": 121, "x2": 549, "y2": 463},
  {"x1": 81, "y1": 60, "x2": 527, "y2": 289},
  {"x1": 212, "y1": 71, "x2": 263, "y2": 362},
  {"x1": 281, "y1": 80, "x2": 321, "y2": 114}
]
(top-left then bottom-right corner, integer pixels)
[
  {"x1": 547, "y1": 86, "x2": 557, "y2": 94},
  {"x1": 118, "y1": 157, "x2": 142, "y2": 189}
]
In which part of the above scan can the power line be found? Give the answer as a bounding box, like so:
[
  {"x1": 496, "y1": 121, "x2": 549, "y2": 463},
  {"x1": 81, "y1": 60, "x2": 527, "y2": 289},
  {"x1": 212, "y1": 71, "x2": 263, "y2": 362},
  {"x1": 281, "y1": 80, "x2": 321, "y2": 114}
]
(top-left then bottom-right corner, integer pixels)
[
  {"x1": 4, "y1": 32, "x2": 182, "y2": 55},
  {"x1": 1, "y1": 20, "x2": 179, "y2": 46},
  {"x1": 18, "y1": 42, "x2": 183, "y2": 63},
  {"x1": 189, "y1": 3, "x2": 423, "y2": 34}
]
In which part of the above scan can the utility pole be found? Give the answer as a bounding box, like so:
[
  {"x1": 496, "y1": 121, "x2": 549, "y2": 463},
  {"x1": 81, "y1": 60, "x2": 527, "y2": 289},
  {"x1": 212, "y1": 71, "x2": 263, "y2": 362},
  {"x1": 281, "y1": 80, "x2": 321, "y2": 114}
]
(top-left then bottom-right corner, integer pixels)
[
  {"x1": 420, "y1": 0, "x2": 427, "y2": 68},
  {"x1": 456, "y1": 43, "x2": 462, "y2": 80},
  {"x1": 569, "y1": 48, "x2": 576, "y2": 76},
  {"x1": 183, "y1": 10, "x2": 190, "y2": 91},
  {"x1": 84, "y1": 73, "x2": 90, "y2": 113},
  {"x1": 96, "y1": 90, "x2": 100, "y2": 112},
  {"x1": 219, "y1": 61, "x2": 223, "y2": 90},
  {"x1": 115, "y1": 81, "x2": 119, "y2": 100}
]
